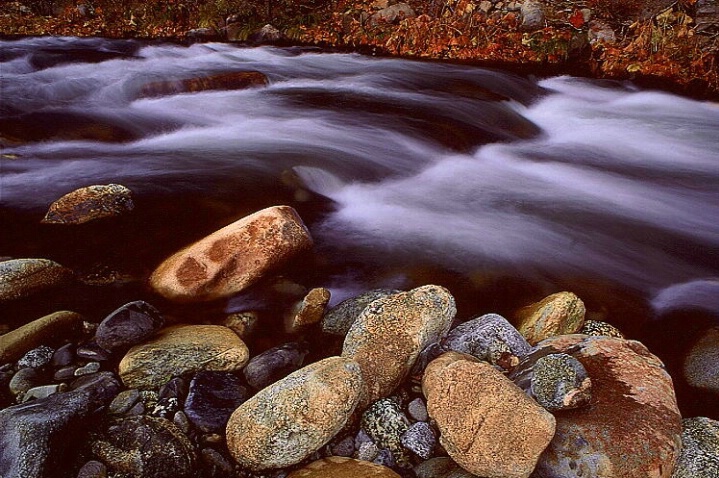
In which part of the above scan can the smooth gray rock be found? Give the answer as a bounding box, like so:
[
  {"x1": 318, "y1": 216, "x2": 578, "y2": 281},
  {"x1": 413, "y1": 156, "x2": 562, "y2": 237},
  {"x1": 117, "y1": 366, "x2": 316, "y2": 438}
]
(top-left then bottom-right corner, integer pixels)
[
  {"x1": 243, "y1": 342, "x2": 308, "y2": 390},
  {"x1": 95, "y1": 300, "x2": 164, "y2": 354}
]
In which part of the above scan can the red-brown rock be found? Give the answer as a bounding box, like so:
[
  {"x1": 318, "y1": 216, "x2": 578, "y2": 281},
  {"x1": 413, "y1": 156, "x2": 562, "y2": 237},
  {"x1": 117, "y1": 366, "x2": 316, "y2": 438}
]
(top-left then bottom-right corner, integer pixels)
[{"x1": 138, "y1": 71, "x2": 268, "y2": 98}]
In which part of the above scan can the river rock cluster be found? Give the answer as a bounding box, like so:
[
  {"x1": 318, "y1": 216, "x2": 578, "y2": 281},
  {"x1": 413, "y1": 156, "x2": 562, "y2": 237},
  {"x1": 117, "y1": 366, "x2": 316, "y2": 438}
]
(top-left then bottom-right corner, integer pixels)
[{"x1": 1, "y1": 196, "x2": 717, "y2": 478}]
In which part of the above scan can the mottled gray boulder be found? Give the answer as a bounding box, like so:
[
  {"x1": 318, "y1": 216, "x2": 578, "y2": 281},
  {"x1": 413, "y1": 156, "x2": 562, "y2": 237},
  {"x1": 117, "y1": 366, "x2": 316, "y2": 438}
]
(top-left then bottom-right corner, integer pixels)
[
  {"x1": 442, "y1": 313, "x2": 531, "y2": 371},
  {"x1": 0, "y1": 372, "x2": 120, "y2": 478},
  {"x1": 401, "y1": 421, "x2": 437, "y2": 459},
  {"x1": 243, "y1": 342, "x2": 308, "y2": 390},
  {"x1": 322, "y1": 289, "x2": 397, "y2": 337},
  {"x1": 0, "y1": 258, "x2": 73, "y2": 302},
  {"x1": 92, "y1": 415, "x2": 196, "y2": 478},
  {"x1": 184, "y1": 371, "x2": 249, "y2": 433},
  {"x1": 511, "y1": 352, "x2": 591, "y2": 411},
  {"x1": 95, "y1": 300, "x2": 164, "y2": 354},
  {"x1": 672, "y1": 417, "x2": 719, "y2": 477},
  {"x1": 361, "y1": 398, "x2": 410, "y2": 465}
]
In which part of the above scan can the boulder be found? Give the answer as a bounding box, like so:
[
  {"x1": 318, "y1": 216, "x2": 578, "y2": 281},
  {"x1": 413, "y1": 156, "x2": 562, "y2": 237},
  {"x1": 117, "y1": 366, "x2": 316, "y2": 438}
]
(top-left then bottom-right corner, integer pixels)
[
  {"x1": 150, "y1": 205, "x2": 312, "y2": 302},
  {"x1": 422, "y1": 352, "x2": 556, "y2": 478},
  {"x1": 95, "y1": 300, "x2": 164, "y2": 354},
  {"x1": 287, "y1": 457, "x2": 401, "y2": 478},
  {"x1": 248, "y1": 24, "x2": 284, "y2": 44},
  {"x1": 532, "y1": 335, "x2": 682, "y2": 478},
  {"x1": 515, "y1": 291, "x2": 585, "y2": 345},
  {"x1": 226, "y1": 356, "x2": 363, "y2": 470},
  {"x1": 118, "y1": 325, "x2": 249, "y2": 389},
  {"x1": 521, "y1": 1, "x2": 545, "y2": 30},
  {"x1": 672, "y1": 416, "x2": 719, "y2": 477},
  {"x1": 41, "y1": 184, "x2": 134, "y2": 224},
  {"x1": 322, "y1": 289, "x2": 397, "y2": 336},
  {"x1": 342, "y1": 285, "x2": 456, "y2": 407},
  {"x1": 138, "y1": 71, "x2": 268, "y2": 98},
  {"x1": 0, "y1": 258, "x2": 73, "y2": 302},
  {"x1": 0, "y1": 311, "x2": 84, "y2": 364}
]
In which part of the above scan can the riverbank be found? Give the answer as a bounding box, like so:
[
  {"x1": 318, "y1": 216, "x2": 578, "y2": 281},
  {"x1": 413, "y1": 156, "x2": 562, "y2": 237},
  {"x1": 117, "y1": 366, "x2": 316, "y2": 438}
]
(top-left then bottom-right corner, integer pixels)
[{"x1": 1, "y1": 0, "x2": 718, "y2": 99}]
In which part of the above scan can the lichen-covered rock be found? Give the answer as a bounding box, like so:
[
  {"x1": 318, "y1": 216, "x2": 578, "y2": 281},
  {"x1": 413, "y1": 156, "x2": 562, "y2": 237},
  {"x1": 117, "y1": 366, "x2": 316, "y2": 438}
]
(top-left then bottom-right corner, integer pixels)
[
  {"x1": 515, "y1": 291, "x2": 586, "y2": 345},
  {"x1": 226, "y1": 356, "x2": 363, "y2": 470},
  {"x1": 532, "y1": 335, "x2": 682, "y2": 478},
  {"x1": 361, "y1": 398, "x2": 411, "y2": 465},
  {"x1": 41, "y1": 184, "x2": 134, "y2": 224},
  {"x1": 422, "y1": 352, "x2": 556, "y2": 478},
  {"x1": 511, "y1": 352, "x2": 591, "y2": 411},
  {"x1": 285, "y1": 287, "x2": 331, "y2": 333},
  {"x1": 287, "y1": 457, "x2": 401, "y2": 478},
  {"x1": 150, "y1": 205, "x2": 312, "y2": 302},
  {"x1": 342, "y1": 285, "x2": 456, "y2": 407},
  {"x1": 322, "y1": 289, "x2": 397, "y2": 336},
  {"x1": 118, "y1": 325, "x2": 249, "y2": 389},
  {"x1": 672, "y1": 417, "x2": 719, "y2": 477},
  {"x1": 92, "y1": 415, "x2": 196, "y2": 478},
  {"x1": 580, "y1": 319, "x2": 625, "y2": 338},
  {"x1": 0, "y1": 310, "x2": 84, "y2": 364},
  {"x1": 0, "y1": 258, "x2": 73, "y2": 302},
  {"x1": 95, "y1": 300, "x2": 164, "y2": 354},
  {"x1": 682, "y1": 326, "x2": 719, "y2": 395},
  {"x1": 138, "y1": 71, "x2": 268, "y2": 98},
  {"x1": 442, "y1": 313, "x2": 531, "y2": 372}
]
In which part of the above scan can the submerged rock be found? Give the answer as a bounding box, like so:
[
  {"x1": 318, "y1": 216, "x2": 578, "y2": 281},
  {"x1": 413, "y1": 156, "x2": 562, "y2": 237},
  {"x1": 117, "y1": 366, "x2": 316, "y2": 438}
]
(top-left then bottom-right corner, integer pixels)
[
  {"x1": 243, "y1": 342, "x2": 308, "y2": 390},
  {"x1": 139, "y1": 71, "x2": 269, "y2": 98},
  {"x1": 0, "y1": 258, "x2": 73, "y2": 302},
  {"x1": 150, "y1": 205, "x2": 313, "y2": 302},
  {"x1": 42, "y1": 184, "x2": 134, "y2": 225}
]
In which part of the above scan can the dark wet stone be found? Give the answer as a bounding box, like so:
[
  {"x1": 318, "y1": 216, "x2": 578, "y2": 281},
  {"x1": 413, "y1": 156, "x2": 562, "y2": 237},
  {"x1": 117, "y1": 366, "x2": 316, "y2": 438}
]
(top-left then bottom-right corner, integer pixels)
[
  {"x1": 18, "y1": 345, "x2": 55, "y2": 369},
  {"x1": 54, "y1": 365, "x2": 77, "y2": 381},
  {"x1": 184, "y1": 371, "x2": 249, "y2": 433},
  {"x1": 581, "y1": 319, "x2": 624, "y2": 338},
  {"x1": 75, "y1": 342, "x2": 111, "y2": 362},
  {"x1": 361, "y1": 398, "x2": 410, "y2": 465},
  {"x1": 173, "y1": 410, "x2": 191, "y2": 434},
  {"x1": 409, "y1": 342, "x2": 444, "y2": 380},
  {"x1": 330, "y1": 435, "x2": 356, "y2": 457},
  {"x1": 0, "y1": 371, "x2": 120, "y2": 478},
  {"x1": 243, "y1": 342, "x2": 308, "y2": 390},
  {"x1": 372, "y1": 449, "x2": 396, "y2": 468},
  {"x1": 74, "y1": 362, "x2": 101, "y2": 377},
  {"x1": 150, "y1": 397, "x2": 180, "y2": 419},
  {"x1": 92, "y1": 415, "x2": 196, "y2": 478},
  {"x1": 108, "y1": 389, "x2": 140, "y2": 415},
  {"x1": 51, "y1": 343, "x2": 75, "y2": 368},
  {"x1": 322, "y1": 289, "x2": 397, "y2": 336},
  {"x1": 0, "y1": 365, "x2": 13, "y2": 405},
  {"x1": 158, "y1": 377, "x2": 188, "y2": 401},
  {"x1": 401, "y1": 422, "x2": 437, "y2": 459},
  {"x1": 9, "y1": 367, "x2": 40, "y2": 396},
  {"x1": 442, "y1": 313, "x2": 531, "y2": 371},
  {"x1": 95, "y1": 300, "x2": 164, "y2": 354},
  {"x1": 201, "y1": 448, "x2": 234, "y2": 476},
  {"x1": 77, "y1": 460, "x2": 107, "y2": 478}
]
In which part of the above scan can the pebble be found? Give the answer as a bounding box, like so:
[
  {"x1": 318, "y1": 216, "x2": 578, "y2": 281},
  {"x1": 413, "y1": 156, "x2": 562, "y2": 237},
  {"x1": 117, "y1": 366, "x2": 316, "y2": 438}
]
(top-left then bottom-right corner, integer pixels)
[
  {"x1": 150, "y1": 397, "x2": 180, "y2": 419},
  {"x1": 75, "y1": 342, "x2": 111, "y2": 362},
  {"x1": 285, "y1": 287, "x2": 331, "y2": 333},
  {"x1": 407, "y1": 397, "x2": 429, "y2": 422},
  {"x1": 51, "y1": 343, "x2": 75, "y2": 368},
  {"x1": 243, "y1": 342, "x2": 308, "y2": 390},
  {"x1": 173, "y1": 410, "x2": 191, "y2": 434},
  {"x1": 515, "y1": 291, "x2": 586, "y2": 345},
  {"x1": 201, "y1": 447, "x2": 235, "y2": 475},
  {"x1": 372, "y1": 448, "x2": 396, "y2": 468},
  {"x1": 287, "y1": 457, "x2": 402, "y2": 478},
  {"x1": 41, "y1": 184, "x2": 134, "y2": 224},
  {"x1": 95, "y1": 300, "x2": 164, "y2": 353},
  {"x1": 18, "y1": 345, "x2": 55, "y2": 369},
  {"x1": 0, "y1": 258, "x2": 73, "y2": 302},
  {"x1": 223, "y1": 311, "x2": 259, "y2": 340},
  {"x1": 581, "y1": 319, "x2": 624, "y2": 338},
  {"x1": 22, "y1": 384, "x2": 61, "y2": 402},
  {"x1": 77, "y1": 460, "x2": 107, "y2": 478},
  {"x1": 329, "y1": 435, "x2": 355, "y2": 457},
  {"x1": 74, "y1": 361, "x2": 101, "y2": 376},
  {"x1": 158, "y1": 377, "x2": 188, "y2": 401},
  {"x1": 54, "y1": 365, "x2": 77, "y2": 381},
  {"x1": 400, "y1": 421, "x2": 437, "y2": 459},
  {"x1": 108, "y1": 389, "x2": 141, "y2": 415},
  {"x1": 9, "y1": 367, "x2": 40, "y2": 396},
  {"x1": 361, "y1": 398, "x2": 410, "y2": 465},
  {"x1": 184, "y1": 370, "x2": 249, "y2": 433}
]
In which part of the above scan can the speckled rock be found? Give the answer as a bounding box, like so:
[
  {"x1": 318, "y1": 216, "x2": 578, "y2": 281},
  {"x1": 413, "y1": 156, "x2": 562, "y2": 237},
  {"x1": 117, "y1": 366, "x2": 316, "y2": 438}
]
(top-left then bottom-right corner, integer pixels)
[
  {"x1": 0, "y1": 372, "x2": 120, "y2": 478},
  {"x1": 532, "y1": 335, "x2": 682, "y2": 478},
  {"x1": 520, "y1": 0, "x2": 545, "y2": 30},
  {"x1": 511, "y1": 352, "x2": 591, "y2": 411},
  {"x1": 77, "y1": 460, "x2": 107, "y2": 478},
  {"x1": 442, "y1": 313, "x2": 531, "y2": 372},
  {"x1": 41, "y1": 184, "x2": 134, "y2": 224},
  {"x1": 407, "y1": 397, "x2": 428, "y2": 422},
  {"x1": 322, "y1": 289, "x2": 397, "y2": 336},
  {"x1": 243, "y1": 342, "x2": 308, "y2": 390},
  {"x1": 150, "y1": 205, "x2": 312, "y2": 302},
  {"x1": 361, "y1": 398, "x2": 411, "y2": 464},
  {"x1": 226, "y1": 356, "x2": 363, "y2": 470},
  {"x1": 9, "y1": 367, "x2": 40, "y2": 396},
  {"x1": 118, "y1": 325, "x2": 249, "y2": 389},
  {"x1": 17, "y1": 345, "x2": 55, "y2": 369},
  {"x1": 342, "y1": 285, "x2": 456, "y2": 408},
  {"x1": 184, "y1": 371, "x2": 249, "y2": 433},
  {"x1": 95, "y1": 300, "x2": 164, "y2": 354},
  {"x1": 0, "y1": 258, "x2": 73, "y2": 302},
  {"x1": 422, "y1": 351, "x2": 556, "y2": 478},
  {"x1": 401, "y1": 421, "x2": 437, "y2": 459},
  {"x1": 683, "y1": 326, "x2": 719, "y2": 395},
  {"x1": 581, "y1": 320, "x2": 625, "y2": 338},
  {"x1": 92, "y1": 415, "x2": 196, "y2": 478},
  {"x1": 672, "y1": 416, "x2": 719, "y2": 477},
  {"x1": 287, "y1": 457, "x2": 402, "y2": 478},
  {"x1": 515, "y1": 291, "x2": 586, "y2": 345},
  {"x1": 414, "y1": 457, "x2": 477, "y2": 478},
  {"x1": 0, "y1": 310, "x2": 84, "y2": 363},
  {"x1": 285, "y1": 287, "x2": 331, "y2": 333},
  {"x1": 109, "y1": 389, "x2": 141, "y2": 415}
]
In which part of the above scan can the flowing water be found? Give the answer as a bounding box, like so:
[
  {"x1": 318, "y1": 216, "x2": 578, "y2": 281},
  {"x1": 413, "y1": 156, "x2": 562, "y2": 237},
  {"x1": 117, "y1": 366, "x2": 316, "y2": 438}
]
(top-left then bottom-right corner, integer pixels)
[{"x1": 2, "y1": 37, "x2": 719, "y2": 410}]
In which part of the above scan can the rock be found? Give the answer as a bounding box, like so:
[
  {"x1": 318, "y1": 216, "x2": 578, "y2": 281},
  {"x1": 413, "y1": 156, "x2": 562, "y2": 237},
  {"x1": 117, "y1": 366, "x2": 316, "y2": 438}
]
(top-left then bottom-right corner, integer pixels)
[
  {"x1": 74, "y1": 361, "x2": 101, "y2": 376},
  {"x1": 515, "y1": 291, "x2": 586, "y2": 345},
  {"x1": 77, "y1": 460, "x2": 107, "y2": 478},
  {"x1": 422, "y1": 352, "x2": 556, "y2": 478},
  {"x1": 75, "y1": 342, "x2": 111, "y2": 362},
  {"x1": 672, "y1": 416, "x2": 719, "y2": 477},
  {"x1": 51, "y1": 343, "x2": 75, "y2": 368},
  {"x1": 401, "y1": 421, "x2": 437, "y2": 459},
  {"x1": 41, "y1": 184, "x2": 134, "y2": 225},
  {"x1": 683, "y1": 326, "x2": 719, "y2": 394},
  {"x1": 285, "y1": 288, "x2": 331, "y2": 333},
  {"x1": 95, "y1": 300, "x2": 164, "y2": 354},
  {"x1": 511, "y1": 352, "x2": 591, "y2": 411},
  {"x1": 531, "y1": 335, "x2": 682, "y2": 478},
  {"x1": 226, "y1": 356, "x2": 363, "y2": 470},
  {"x1": 22, "y1": 384, "x2": 62, "y2": 402},
  {"x1": 9, "y1": 367, "x2": 40, "y2": 396},
  {"x1": 109, "y1": 389, "x2": 141, "y2": 415},
  {"x1": 243, "y1": 342, "x2": 308, "y2": 390},
  {"x1": 588, "y1": 20, "x2": 617, "y2": 44},
  {"x1": 150, "y1": 205, "x2": 312, "y2": 302},
  {"x1": 200, "y1": 448, "x2": 234, "y2": 475},
  {"x1": 330, "y1": 435, "x2": 356, "y2": 457},
  {"x1": 322, "y1": 289, "x2": 397, "y2": 337},
  {"x1": 287, "y1": 457, "x2": 401, "y2": 478},
  {"x1": 17, "y1": 345, "x2": 55, "y2": 369},
  {"x1": 139, "y1": 71, "x2": 269, "y2": 99},
  {"x1": 369, "y1": 2, "x2": 416, "y2": 25},
  {"x1": 361, "y1": 398, "x2": 411, "y2": 464},
  {"x1": 407, "y1": 397, "x2": 428, "y2": 422},
  {"x1": 580, "y1": 319, "x2": 624, "y2": 338},
  {"x1": 414, "y1": 457, "x2": 476, "y2": 478},
  {"x1": 0, "y1": 372, "x2": 120, "y2": 478},
  {"x1": 249, "y1": 24, "x2": 284, "y2": 44},
  {"x1": 92, "y1": 415, "x2": 196, "y2": 478},
  {"x1": 223, "y1": 311, "x2": 259, "y2": 339},
  {"x1": 342, "y1": 285, "x2": 456, "y2": 407},
  {"x1": 0, "y1": 258, "x2": 73, "y2": 302},
  {"x1": 520, "y1": 1, "x2": 545, "y2": 30},
  {"x1": 442, "y1": 313, "x2": 531, "y2": 372},
  {"x1": 118, "y1": 325, "x2": 249, "y2": 389},
  {"x1": 372, "y1": 449, "x2": 395, "y2": 468},
  {"x1": 184, "y1": 370, "x2": 249, "y2": 433},
  {"x1": 0, "y1": 311, "x2": 84, "y2": 364},
  {"x1": 696, "y1": 0, "x2": 719, "y2": 34}
]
